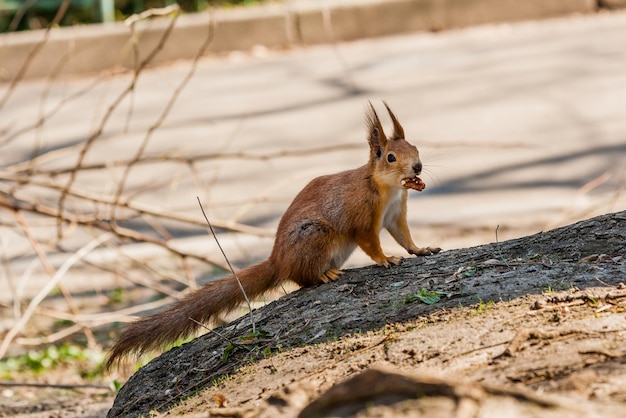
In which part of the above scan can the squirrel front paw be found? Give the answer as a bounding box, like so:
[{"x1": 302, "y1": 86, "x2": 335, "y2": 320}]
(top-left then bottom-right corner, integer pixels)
[{"x1": 409, "y1": 246, "x2": 441, "y2": 256}]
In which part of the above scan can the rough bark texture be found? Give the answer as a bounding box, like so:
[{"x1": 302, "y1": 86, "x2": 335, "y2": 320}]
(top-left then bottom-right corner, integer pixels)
[{"x1": 109, "y1": 211, "x2": 626, "y2": 417}]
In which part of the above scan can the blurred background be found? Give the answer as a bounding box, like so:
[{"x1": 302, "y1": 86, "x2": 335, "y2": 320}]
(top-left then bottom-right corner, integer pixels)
[
  {"x1": 0, "y1": 0, "x2": 246, "y2": 32},
  {"x1": 0, "y1": 0, "x2": 625, "y2": 411}
]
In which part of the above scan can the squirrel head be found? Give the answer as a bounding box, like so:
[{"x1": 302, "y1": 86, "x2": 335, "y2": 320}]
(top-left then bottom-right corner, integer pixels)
[{"x1": 366, "y1": 101, "x2": 422, "y2": 189}]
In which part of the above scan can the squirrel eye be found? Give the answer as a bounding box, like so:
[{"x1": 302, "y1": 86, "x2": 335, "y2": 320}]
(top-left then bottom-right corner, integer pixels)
[{"x1": 387, "y1": 153, "x2": 396, "y2": 163}]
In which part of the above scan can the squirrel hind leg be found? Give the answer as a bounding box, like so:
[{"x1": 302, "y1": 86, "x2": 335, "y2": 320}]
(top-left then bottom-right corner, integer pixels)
[{"x1": 319, "y1": 268, "x2": 343, "y2": 283}]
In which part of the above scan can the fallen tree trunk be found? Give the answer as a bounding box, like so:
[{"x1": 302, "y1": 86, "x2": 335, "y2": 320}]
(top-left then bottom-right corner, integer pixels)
[{"x1": 109, "y1": 210, "x2": 626, "y2": 417}]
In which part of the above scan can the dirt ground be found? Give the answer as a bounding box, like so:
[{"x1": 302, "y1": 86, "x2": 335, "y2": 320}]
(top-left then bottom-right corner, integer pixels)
[
  {"x1": 98, "y1": 211, "x2": 626, "y2": 418},
  {"x1": 165, "y1": 286, "x2": 626, "y2": 418},
  {"x1": 0, "y1": 388, "x2": 112, "y2": 418}
]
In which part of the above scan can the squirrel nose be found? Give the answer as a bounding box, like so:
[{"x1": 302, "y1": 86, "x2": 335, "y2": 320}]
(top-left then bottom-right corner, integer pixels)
[{"x1": 413, "y1": 162, "x2": 422, "y2": 175}]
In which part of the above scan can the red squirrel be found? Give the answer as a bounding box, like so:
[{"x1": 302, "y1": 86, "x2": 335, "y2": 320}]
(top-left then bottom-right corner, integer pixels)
[{"x1": 106, "y1": 102, "x2": 440, "y2": 369}]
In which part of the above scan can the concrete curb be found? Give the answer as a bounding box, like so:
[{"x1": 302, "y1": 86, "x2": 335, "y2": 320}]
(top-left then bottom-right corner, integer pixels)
[{"x1": 0, "y1": 0, "x2": 610, "y2": 81}]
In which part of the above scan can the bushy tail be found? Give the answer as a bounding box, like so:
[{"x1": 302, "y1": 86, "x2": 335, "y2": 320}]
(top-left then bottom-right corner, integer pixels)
[{"x1": 105, "y1": 259, "x2": 276, "y2": 370}]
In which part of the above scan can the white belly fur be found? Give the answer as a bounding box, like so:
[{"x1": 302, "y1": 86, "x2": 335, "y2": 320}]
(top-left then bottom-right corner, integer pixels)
[{"x1": 382, "y1": 189, "x2": 403, "y2": 230}]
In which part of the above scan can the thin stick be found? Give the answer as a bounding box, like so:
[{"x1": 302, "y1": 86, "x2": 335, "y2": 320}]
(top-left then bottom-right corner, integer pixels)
[
  {"x1": 196, "y1": 197, "x2": 256, "y2": 333},
  {"x1": 495, "y1": 225, "x2": 510, "y2": 268},
  {"x1": 187, "y1": 317, "x2": 236, "y2": 347}
]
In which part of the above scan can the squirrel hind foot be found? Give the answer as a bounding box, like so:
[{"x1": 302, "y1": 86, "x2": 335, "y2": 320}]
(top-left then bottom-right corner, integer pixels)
[
  {"x1": 380, "y1": 256, "x2": 402, "y2": 268},
  {"x1": 319, "y1": 269, "x2": 343, "y2": 283},
  {"x1": 409, "y1": 247, "x2": 442, "y2": 256}
]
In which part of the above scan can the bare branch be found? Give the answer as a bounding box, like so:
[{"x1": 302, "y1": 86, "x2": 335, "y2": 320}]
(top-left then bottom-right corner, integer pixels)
[
  {"x1": 0, "y1": 3, "x2": 290, "y2": 365},
  {"x1": 111, "y1": 7, "x2": 215, "y2": 229},
  {"x1": 12, "y1": 210, "x2": 97, "y2": 348},
  {"x1": 0, "y1": 0, "x2": 71, "y2": 111},
  {"x1": 7, "y1": 143, "x2": 363, "y2": 176},
  {"x1": 0, "y1": 191, "x2": 231, "y2": 270},
  {"x1": 55, "y1": 7, "x2": 182, "y2": 240},
  {"x1": 1, "y1": 75, "x2": 102, "y2": 147}
]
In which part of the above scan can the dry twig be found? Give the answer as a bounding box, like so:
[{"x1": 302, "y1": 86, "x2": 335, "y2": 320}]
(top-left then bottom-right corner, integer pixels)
[{"x1": 0, "y1": 0, "x2": 71, "y2": 111}]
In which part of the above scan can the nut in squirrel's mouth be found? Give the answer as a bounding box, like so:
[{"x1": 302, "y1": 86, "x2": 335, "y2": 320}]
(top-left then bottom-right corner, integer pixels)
[{"x1": 401, "y1": 176, "x2": 426, "y2": 192}]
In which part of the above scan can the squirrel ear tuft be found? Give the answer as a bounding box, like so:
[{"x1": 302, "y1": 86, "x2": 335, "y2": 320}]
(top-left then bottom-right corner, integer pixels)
[
  {"x1": 366, "y1": 101, "x2": 387, "y2": 152},
  {"x1": 383, "y1": 101, "x2": 405, "y2": 140},
  {"x1": 373, "y1": 140, "x2": 382, "y2": 159}
]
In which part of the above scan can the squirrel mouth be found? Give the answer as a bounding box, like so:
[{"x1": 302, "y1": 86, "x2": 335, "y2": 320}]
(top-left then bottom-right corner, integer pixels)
[{"x1": 401, "y1": 176, "x2": 426, "y2": 191}]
